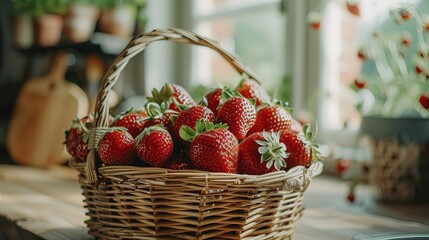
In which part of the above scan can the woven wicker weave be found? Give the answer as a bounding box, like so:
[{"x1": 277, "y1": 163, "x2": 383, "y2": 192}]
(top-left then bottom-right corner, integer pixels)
[{"x1": 70, "y1": 28, "x2": 323, "y2": 240}]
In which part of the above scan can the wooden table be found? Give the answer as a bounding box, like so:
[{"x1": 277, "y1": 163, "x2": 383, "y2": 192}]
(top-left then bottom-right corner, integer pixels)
[{"x1": 1, "y1": 164, "x2": 428, "y2": 240}]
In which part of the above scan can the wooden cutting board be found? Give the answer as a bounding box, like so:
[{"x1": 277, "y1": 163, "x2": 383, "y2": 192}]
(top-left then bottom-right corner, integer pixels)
[{"x1": 7, "y1": 52, "x2": 88, "y2": 168}]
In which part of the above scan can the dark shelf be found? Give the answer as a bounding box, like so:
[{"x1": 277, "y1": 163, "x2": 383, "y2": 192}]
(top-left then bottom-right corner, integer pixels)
[{"x1": 16, "y1": 32, "x2": 131, "y2": 57}]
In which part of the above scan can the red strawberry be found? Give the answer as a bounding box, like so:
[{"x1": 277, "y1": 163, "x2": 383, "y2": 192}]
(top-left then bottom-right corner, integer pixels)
[
  {"x1": 164, "y1": 158, "x2": 194, "y2": 170},
  {"x1": 180, "y1": 121, "x2": 239, "y2": 173},
  {"x1": 172, "y1": 105, "x2": 215, "y2": 144},
  {"x1": 217, "y1": 97, "x2": 256, "y2": 140},
  {"x1": 144, "y1": 102, "x2": 177, "y2": 133},
  {"x1": 65, "y1": 115, "x2": 93, "y2": 161},
  {"x1": 279, "y1": 124, "x2": 321, "y2": 170},
  {"x1": 346, "y1": 1, "x2": 360, "y2": 16},
  {"x1": 419, "y1": 95, "x2": 429, "y2": 109},
  {"x1": 98, "y1": 128, "x2": 135, "y2": 166},
  {"x1": 238, "y1": 131, "x2": 288, "y2": 175},
  {"x1": 76, "y1": 141, "x2": 90, "y2": 162},
  {"x1": 112, "y1": 109, "x2": 147, "y2": 138},
  {"x1": 147, "y1": 83, "x2": 195, "y2": 111},
  {"x1": 236, "y1": 77, "x2": 271, "y2": 107},
  {"x1": 354, "y1": 79, "x2": 366, "y2": 89},
  {"x1": 204, "y1": 88, "x2": 222, "y2": 116},
  {"x1": 247, "y1": 102, "x2": 293, "y2": 135},
  {"x1": 135, "y1": 126, "x2": 173, "y2": 167}
]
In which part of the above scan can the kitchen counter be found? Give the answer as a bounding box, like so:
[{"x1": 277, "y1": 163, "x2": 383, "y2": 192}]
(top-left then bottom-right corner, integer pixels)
[{"x1": 0, "y1": 164, "x2": 428, "y2": 240}]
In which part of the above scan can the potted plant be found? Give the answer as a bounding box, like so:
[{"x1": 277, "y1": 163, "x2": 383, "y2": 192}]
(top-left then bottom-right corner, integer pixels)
[
  {"x1": 64, "y1": 0, "x2": 101, "y2": 43},
  {"x1": 351, "y1": 3, "x2": 429, "y2": 202},
  {"x1": 33, "y1": 0, "x2": 68, "y2": 47},
  {"x1": 11, "y1": 0, "x2": 35, "y2": 48},
  {"x1": 98, "y1": 0, "x2": 146, "y2": 38}
]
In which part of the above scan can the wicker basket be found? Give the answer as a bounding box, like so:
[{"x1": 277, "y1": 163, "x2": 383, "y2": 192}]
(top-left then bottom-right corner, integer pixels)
[{"x1": 70, "y1": 28, "x2": 323, "y2": 240}]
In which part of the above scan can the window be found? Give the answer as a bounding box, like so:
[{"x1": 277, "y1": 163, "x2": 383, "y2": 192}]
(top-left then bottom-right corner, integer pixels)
[{"x1": 190, "y1": 0, "x2": 286, "y2": 93}]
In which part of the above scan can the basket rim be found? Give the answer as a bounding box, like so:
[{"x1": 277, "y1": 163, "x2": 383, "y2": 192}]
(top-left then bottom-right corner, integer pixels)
[{"x1": 70, "y1": 158, "x2": 323, "y2": 192}]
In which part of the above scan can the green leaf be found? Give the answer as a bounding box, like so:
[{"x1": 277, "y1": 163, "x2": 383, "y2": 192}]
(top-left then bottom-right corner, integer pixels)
[{"x1": 179, "y1": 125, "x2": 196, "y2": 142}]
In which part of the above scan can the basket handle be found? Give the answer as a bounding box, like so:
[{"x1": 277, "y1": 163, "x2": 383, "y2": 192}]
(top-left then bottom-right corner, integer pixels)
[{"x1": 85, "y1": 28, "x2": 261, "y2": 184}]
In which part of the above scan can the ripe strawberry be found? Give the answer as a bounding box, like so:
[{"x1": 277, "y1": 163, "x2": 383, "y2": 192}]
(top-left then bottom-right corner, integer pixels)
[
  {"x1": 76, "y1": 141, "x2": 90, "y2": 162},
  {"x1": 144, "y1": 102, "x2": 177, "y2": 133},
  {"x1": 236, "y1": 77, "x2": 271, "y2": 107},
  {"x1": 247, "y1": 102, "x2": 293, "y2": 135},
  {"x1": 279, "y1": 124, "x2": 321, "y2": 170},
  {"x1": 354, "y1": 79, "x2": 366, "y2": 89},
  {"x1": 65, "y1": 115, "x2": 93, "y2": 161},
  {"x1": 147, "y1": 83, "x2": 195, "y2": 111},
  {"x1": 172, "y1": 105, "x2": 215, "y2": 144},
  {"x1": 238, "y1": 131, "x2": 288, "y2": 175},
  {"x1": 180, "y1": 121, "x2": 239, "y2": 173},
  {"x1": 111, "y1": 109, "x2": 147, "y2": 138},
  {"x1": 217, "y1": 96, "x2": 256, "y2": 140},
  {"x1": 98, "y1": 128, "x2": 135, "y2": 166},
  {"x1": 135, "y1": 126, "x2": 173, "y2": 167},
  {"x1": 164, "y1": 158, "x2": 194, "y2": 170},
  {"x1": 419, "y1": 95, "x2": 429, "y2": 109},
  {"x1": 204, "y1": 88, "x2": 222, "y2": 116},
  {"x1": 346, "y1": 1, "x2": 360, "y2": 16}
]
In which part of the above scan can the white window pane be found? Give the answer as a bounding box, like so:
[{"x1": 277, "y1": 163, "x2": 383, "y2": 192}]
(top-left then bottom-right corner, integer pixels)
[{"x1": 193, "y1": 9, "x2": 285, "y2": 92}]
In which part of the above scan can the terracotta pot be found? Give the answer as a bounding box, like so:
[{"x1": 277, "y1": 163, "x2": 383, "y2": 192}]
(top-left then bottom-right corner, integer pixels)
[
  {"x1": 64, "y1": 3, "x2": 100, "y2": 43},
  {"x1": 360, "y1": 116, "x2": 429, "y2": 202},
  {"x1": 99, "y1": 6, "x2": 136, "y2": 38},
  {"x1": 34, "y1": 14, "x2": 64, "y2": 47},
  {"x1": 13, "y1": 15, "x2": 34, "y2": 48}
]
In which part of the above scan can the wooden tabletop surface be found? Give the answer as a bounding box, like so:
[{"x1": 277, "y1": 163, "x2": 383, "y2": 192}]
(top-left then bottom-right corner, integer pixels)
[{"x1": 0, "y1": 164, "x2": 428, "y2": 240}]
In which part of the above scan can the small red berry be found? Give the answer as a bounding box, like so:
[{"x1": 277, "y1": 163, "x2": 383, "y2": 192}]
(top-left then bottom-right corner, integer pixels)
[
  {"x1": 419, "y1": 95, "x2": 429, "y2": 109},
  {"x1": 357, "y1": 50, "x2": 366, "y2": 60},
  {"x1": 346, "y1": 1, "x2": 360, "y2": 16},
  {"x1": 354, "y1": 79, "x2": 366, "y2": 89},
  {"x1": 307, "y1": 11, "x2": 321, "y2": 31},
  {"x1": 401, "y1": 36, "x2": 411, "y2": 46},
  {"x1": 416, "y1": 66, "x2": 423, "y2": 74},
  {"x1": 335, "y1": 159, "x2": 350, "y2": 175},
  {"x1": 399, "y1": 9, "x2": 413, "y2": 21},
  {"x1": 347, "y1": 192, "x2": 356, "y2": 203}
]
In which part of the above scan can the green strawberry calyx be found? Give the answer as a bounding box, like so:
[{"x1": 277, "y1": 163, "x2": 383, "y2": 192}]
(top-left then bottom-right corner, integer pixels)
[
  {"x1": 146, "y1": 83, "x2": 173, "y2": 105},
  {"x1": 144, "y1": 101, "x2": 177, "y2": 120},
  {"x1": 112, "y1": 107, "x2": 145, "y2": 124},
  {"x1": 255, "y1": 131, "x2": 289, "y2": 170},
  {"x1": 179, "y1": 119, "x2": 227, "y2": 142},
  {"x1": 95, "y1": 127, "x2": 128, "y2": 148},
  {"x1": 134, "y1": 125, "x2": 167, "y2": 146},
  {"x1": 219, "y1": 87, "x2": 243, "y2": 106},
  {"x1": 270, "y1": 99, "x2": 294, "y2": 114},
  {"x1": 302, "y1": 123, "x2": 323, "y2": 161}
]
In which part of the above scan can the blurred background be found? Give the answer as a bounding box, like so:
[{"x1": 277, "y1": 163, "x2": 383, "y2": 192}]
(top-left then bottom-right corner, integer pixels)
[{"x1": 0, "y1": 0, "x2": 428, "y2": 174}]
